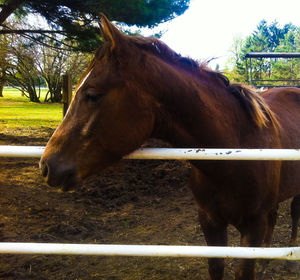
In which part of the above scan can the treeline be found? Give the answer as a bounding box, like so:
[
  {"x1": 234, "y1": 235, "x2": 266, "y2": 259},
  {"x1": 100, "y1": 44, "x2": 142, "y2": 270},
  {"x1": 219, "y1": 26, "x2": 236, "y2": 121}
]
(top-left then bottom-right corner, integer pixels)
[
  {"x1": 227, "y1": 20, "x2": 300, "y2": 85},
  {"x1": 2, "y1": 17, "x2": 299, "y2": 101},
  {"x1": 0, "y1": 20, "x2": 92, "y2": 102}
]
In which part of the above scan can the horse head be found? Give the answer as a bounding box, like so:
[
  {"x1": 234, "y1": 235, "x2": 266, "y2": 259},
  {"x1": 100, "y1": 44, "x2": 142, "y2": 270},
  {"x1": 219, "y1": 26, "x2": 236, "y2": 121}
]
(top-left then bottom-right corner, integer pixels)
[{"x1": 40, "y1": 15, "x2": 157, "y2": 190}]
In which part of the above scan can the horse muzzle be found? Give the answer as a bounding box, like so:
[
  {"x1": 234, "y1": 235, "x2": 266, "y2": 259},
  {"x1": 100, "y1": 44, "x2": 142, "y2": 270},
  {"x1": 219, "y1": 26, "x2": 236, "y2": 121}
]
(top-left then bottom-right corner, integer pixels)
[{"x1": 39, "y1": 154, "x2": 80, "y2": 191}]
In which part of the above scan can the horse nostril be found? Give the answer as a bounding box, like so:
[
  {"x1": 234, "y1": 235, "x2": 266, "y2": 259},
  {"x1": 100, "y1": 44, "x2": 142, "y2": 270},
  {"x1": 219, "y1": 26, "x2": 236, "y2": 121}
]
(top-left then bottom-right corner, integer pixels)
[
  {"x1": 40, "y1": 160, "x2": 49, "y2": 178},
  {"x1": 39, "y1": 156, "x2": 79, "y2": 189}
]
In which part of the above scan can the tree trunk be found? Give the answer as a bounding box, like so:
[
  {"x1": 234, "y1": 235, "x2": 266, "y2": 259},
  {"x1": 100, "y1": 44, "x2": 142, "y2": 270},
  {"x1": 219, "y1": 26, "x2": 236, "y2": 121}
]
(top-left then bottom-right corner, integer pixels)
[
  {"x1": 0, "y1": 78, "x2": 4, "y2": 97},
  {"x1": 28, "y1": 87, "x2": 40, "y2": 103}
]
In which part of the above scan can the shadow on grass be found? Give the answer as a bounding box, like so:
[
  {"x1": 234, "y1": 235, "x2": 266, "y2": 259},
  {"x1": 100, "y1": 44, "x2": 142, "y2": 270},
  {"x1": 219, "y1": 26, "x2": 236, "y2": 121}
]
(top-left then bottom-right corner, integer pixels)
[{"x1": 0, "y1": 132, "x2": 52, "y2": 145}]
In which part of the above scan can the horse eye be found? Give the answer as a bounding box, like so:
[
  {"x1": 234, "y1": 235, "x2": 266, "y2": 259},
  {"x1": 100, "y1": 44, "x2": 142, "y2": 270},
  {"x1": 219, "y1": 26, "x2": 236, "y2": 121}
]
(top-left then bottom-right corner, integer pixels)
[{"x1": 84, "y1": 88, "x2": 101, "y2": 102}]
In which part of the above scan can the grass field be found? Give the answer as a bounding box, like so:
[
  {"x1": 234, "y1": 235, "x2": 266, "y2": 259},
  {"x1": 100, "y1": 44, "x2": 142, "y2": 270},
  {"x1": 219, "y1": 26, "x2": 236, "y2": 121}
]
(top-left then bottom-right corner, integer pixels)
[{"x1": 0, "y1": 87, "x2": 63, "y2": 130}]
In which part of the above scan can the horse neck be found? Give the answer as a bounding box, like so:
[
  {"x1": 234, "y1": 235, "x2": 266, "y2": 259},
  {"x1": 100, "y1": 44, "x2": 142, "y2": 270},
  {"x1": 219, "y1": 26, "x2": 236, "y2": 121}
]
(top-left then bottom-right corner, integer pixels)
[{"x1": 144, "y1": 63, "x2": 246, "y2": 148}]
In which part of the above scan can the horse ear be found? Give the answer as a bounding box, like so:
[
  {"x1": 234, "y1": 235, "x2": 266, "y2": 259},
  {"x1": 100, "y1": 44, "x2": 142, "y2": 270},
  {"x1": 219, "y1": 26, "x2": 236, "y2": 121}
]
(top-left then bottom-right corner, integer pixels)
[{"x1": 99, "y1": 13, "x2": 124, "y2": 50}]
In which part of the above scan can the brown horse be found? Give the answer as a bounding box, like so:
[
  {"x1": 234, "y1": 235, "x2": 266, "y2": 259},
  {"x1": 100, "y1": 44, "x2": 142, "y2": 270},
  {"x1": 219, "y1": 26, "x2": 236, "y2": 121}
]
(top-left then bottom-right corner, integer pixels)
[{"x1": 40, "y1": 15, "x2": 300, "y2": 280}]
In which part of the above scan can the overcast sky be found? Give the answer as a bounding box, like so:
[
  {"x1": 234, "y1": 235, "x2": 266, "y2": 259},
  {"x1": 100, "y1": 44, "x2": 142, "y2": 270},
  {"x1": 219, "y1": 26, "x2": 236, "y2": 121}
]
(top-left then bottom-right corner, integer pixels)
[{"x1": 155, "y1": 0, "x2": 300, "y2": 69}]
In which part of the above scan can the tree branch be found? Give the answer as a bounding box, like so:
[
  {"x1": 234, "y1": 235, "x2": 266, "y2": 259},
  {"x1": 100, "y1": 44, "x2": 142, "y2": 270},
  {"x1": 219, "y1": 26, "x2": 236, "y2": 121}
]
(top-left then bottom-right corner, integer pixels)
[
  {"x1": 0, "y1": 29, "x2": 66, "y2": 34},
  {"x1": 0, "y1": 0, "x2": 24, "y2": 25}
]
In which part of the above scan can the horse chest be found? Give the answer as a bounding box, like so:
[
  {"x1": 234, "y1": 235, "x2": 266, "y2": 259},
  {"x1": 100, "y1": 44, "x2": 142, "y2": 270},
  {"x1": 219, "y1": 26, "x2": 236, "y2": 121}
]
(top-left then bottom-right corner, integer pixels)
[{"x1": 189, "y1": 162, "x2": 278, "y2": 223}]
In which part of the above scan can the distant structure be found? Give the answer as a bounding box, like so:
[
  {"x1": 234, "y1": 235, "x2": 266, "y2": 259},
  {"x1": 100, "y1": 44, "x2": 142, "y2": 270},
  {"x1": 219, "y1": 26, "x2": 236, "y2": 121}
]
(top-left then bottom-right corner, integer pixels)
[{"x1": 245, "y1": 52, "x2": 300, "y2": 88}]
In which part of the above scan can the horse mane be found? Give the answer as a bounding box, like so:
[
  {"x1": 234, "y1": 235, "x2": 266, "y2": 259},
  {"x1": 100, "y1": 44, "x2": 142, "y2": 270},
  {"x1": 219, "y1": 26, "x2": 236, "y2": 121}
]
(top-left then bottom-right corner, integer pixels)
[
  {"x1": 132, "y1": 36, "x2": 279, "y2": 131},
  {"x1": 228, "y1": 83, "x2": 279, "y2": 130}
]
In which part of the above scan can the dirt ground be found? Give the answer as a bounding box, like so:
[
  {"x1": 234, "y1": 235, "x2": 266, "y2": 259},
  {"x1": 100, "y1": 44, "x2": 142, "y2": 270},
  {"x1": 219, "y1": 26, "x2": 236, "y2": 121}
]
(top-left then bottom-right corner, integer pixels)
[{"x1": 0, "y1": 128, "x2": 299, "y2": 280}]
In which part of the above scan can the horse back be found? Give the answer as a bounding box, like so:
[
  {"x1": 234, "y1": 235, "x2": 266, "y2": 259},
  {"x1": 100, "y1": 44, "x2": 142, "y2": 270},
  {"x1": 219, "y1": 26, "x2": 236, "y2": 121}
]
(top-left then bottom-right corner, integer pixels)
[
  {"x1": 262, "y1": 87, "x2": 300, "y2": 147},
  {"x1": 262, "y1": 87, "x2": 300, "y2": 201}
]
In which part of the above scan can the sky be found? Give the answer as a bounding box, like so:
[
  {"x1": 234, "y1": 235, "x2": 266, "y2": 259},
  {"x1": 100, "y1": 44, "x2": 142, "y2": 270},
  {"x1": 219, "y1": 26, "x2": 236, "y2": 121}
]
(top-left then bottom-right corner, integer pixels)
[{"x1": 153, "y1": 0, "x2": 300, "y2": 69}]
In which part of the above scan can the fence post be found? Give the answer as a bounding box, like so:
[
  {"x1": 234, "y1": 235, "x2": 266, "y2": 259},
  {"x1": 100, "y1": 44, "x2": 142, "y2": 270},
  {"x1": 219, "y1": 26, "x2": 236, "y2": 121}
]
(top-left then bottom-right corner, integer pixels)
[{"x1": 62, "y1": 74, "x2": 72, "y2": 117}]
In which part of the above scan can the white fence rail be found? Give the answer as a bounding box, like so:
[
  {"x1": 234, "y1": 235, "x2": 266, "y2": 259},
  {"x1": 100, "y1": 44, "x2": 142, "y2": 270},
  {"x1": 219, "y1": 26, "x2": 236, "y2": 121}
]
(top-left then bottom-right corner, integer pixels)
[
  {"x1": 1, "y1": 243, "x2": 300, "y2": 260},
  {"x1": 1, "y1": 144, "x2": 300, "y2": 260},
  {"x1": 2, "y1": 145, "x2": 300, "y2": 160}
]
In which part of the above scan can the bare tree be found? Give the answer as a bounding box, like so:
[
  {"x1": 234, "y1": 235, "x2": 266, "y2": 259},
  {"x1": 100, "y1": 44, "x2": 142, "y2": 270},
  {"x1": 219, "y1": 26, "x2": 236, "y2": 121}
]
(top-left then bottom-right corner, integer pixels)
[
  {"x1": 36, "y1": 36, "x2": 92, "y2": 102},
  {"x1": 2, "y1": 18, "x2": 92, "y2": 102},
  {"x1": 5, "y1": 37, "x2": 41, "y2": 102}
]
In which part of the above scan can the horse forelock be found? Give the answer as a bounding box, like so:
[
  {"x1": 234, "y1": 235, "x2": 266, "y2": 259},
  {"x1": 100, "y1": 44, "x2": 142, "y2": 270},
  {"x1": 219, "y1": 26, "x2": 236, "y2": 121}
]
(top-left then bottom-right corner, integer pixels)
[{"x1": 73, "y1": 58, "x2": 96, "y2": 95}]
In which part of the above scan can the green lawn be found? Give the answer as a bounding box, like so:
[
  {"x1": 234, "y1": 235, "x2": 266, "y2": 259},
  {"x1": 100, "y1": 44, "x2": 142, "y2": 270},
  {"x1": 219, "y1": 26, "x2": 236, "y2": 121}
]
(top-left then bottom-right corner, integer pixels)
[{"x1": 0, "y1": 87, "x2": 63, "y2": 130}]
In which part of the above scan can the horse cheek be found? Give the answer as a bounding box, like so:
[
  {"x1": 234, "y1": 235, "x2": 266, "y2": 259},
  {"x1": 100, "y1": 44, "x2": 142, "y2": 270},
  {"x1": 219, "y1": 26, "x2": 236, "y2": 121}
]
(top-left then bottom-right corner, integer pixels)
[{"x1": 104, "y1": 106, "x2": 155, "y2": 156}]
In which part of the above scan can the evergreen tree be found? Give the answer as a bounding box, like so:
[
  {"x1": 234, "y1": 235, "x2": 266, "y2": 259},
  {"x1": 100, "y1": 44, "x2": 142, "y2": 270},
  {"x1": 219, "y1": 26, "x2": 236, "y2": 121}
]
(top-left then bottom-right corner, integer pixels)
[
  {"x1": 271, "y1": 27, "x2": 300, "y2": 85},
  {"x1": 0, "y1": 0, "x2": 190, "y2": 51},
  {"x1": 229, "y1": 20, "x2": 299, "y2": 85}
]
